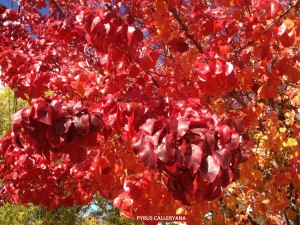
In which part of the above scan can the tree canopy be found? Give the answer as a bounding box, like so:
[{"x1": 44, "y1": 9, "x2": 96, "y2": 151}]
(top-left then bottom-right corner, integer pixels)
[{"x1": 0, "y1": 0, "x2": 299, "y2": 224}]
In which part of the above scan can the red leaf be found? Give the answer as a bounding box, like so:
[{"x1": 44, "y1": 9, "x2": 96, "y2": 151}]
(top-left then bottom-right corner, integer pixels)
[
  {"x1": 205, "y1": 131, "x2": 216, "y2": 151},
  {"x1": 90, "y1": 16, "x2": 102, "y2": 34},
  {"x1": 200, "y1": 155, "x2": 220, "y2": 182},
  {"x1": 127, "y1": 26, "x2": 143, "y2": 45},
  {"x1": 222, "y1": 167, "x2": 234, "y2": 187},
  {"x1": 278, "y1": 23, "x2": 287, "y2": 36},
  {"x1": 154, "y1": 133, "x2": 174, "y2": 163},
  {"x1": 213, "y1": 148, "x2": 232, "y2": 166},
  {"x1": 35, "y1": 105, "x2": 52, "y2": 125},
  {"x1": 184, "y1": 143, "x2": 203, "y2": 175},
  {"x1": 67, "y1": 145, "x2": 87, "y2": 164},
  {"x1": 178, "y1": 171, "x2": 197, "y2": 193},
  {"x1": 169, "y1": 117, "x2": 178, "y2": 134},
  {"x1": 225, "y1": 132, "x2": 240, "y2": 150},
  {"x1": 177, "y1": 118, "x2": 190, "y2": 140},
  {"x1": 201, "y1": 20, "x2": 214, "y2": 36},
  {"x1": 46, "y1": 127, "x2": 60, "y2": 148},
  {"x1": 225, "y1": 62, "x2": 234, "y2": 76},
  {"x1": 50, "y1": 100, "x2": 63, "y2": 118},
  {"x1": 140, "y1": 118, "x2": 157, "y2": 135},
  {"x1": 138, "y1": 136, "x2": 157, "y2": 169},
  {"x1": 90, "y1": 114, "x2": 103, "y2": 132},
  {"x1": 168, "y1": 37, "x2": 189, "y2": 53},
  {"x1": 233, "y1": 117, "x2": 244, "y2": 133},
  {"x1": 216, "y1": 124, "x2": 231, "y2": 143},
  {"x1": 81, "y1": 114, "x2": 90, "y2": 132}
]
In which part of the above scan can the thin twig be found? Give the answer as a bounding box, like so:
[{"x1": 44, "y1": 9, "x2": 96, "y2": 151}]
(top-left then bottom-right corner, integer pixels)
[
  {"x1": 229, "y1": 90, "x2": 248, "y2": 108},
  {"x1": 146, "y1": 71, "x2": 160, "y2": 88},
  {"x1": 283, "y1": 209, "x2": 291, "y2": 225},
  {"x1": 50, "y1": 0, "x2": 66, "y2": 17},
  {"x1": 245, "y1": 0, "x2": 252, "y2": 16}
]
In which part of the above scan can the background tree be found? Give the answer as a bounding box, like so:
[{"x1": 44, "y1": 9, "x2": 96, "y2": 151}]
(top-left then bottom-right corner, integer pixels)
[
  {"x1": 0, "y1": 86, "x2": 27, "y2": 134},
  {"x1": 0, "y1": 0, "x2": 299, "y2": 225}
]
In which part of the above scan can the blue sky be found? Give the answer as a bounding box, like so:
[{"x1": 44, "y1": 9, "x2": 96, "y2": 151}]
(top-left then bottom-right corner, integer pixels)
[{"x1": 0, "y1": 0, "x2": 18, "y2": 9}]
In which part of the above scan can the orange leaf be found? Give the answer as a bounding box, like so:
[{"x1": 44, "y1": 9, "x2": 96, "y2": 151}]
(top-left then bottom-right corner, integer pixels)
[
  {"x1": 285, "y1": 66, "x2": 300, "y2": 83},
  {"x1": 258, "y1": 85, "x2": 278, "y2": 98}
]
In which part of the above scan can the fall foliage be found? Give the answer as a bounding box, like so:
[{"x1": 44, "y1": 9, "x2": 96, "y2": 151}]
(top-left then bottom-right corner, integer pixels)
[{"x1": 0, "y1": 0, "x2": 299, "y2": 224}]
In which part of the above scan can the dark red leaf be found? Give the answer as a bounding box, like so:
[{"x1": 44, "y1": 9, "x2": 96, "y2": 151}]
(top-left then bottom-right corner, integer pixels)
[
  {"x1": 67, "y1": 145, "x2": 87, "y2": 163},
  {"x1": 35, "y1": 105, "x2": 52, "y2": 125},
  {"x1": 140, "y1": 118, "x2": 157, "y2": 135},
  {"x1": 216, "y1": 124, "x2": 231, "y2": 144},
  {"x1": 50, "y1": 100, "x2": 63, "y2": 118},
  {"x1": 233, "y1": 117, "x2": 244, "y2": 133},
  {"x1": 46, "y1": 127, "x2": 60, "y2": 148},
  {"x1": 205, "y1": 131, "x2": 216, "y2": 151},
  {"x1": 168, "y1": 37, "x2": 189, "y2": 53},
  {"x1": 225, "y1": 132, "x2": 240, "y2": 150},
  {"x1": 90, "y1": 114, "x2": 103, "y2": 132}
]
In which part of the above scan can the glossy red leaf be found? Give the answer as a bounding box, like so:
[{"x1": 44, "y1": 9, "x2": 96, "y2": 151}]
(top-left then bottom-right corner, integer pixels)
[
  {"x1": 200, "y1": 155, "x2": 220, "y2": 183},
  {"x1": 233, "y1": 117, "x2": 244, "y2": 133},
  {"x1": 138, "y1": 136, "x2": 157, "y2": 169},
  {"x1": 213, "y1": 148, "x2": 232, "y2": 166},
  {"x1": 127, "y1": 26, "x2": 143, "y2": 45},
  {"x1": 154, "y1": 133, "x2": 174, "y2": 163},
  {"x1": 140, "y1": 118, "x2": 157, "y2": 135},
  {"x1": 177, "y1": 118, "x2": 190, "y2": 139},
  {"x1": 205, "y1": 131, "x2": 216, "y2": 151},
  {"x1": 216, "y1": 124, "x2": 231, "y2": 143},
  {"x1": 225, "y1": 132, "x2": 240, "y2": 150},
  {"x1": 35, "y1": 105, "x2": 52, "y2": 125},
  {"x1": 90, "y1": 114, "x2": 103, "y2": 132},
  {"x1": 225, "y1": 62, "x2": 234, "y2": 76},
  {"x1": 184, "y1": 143, "x2": 203, "y2": 175}
]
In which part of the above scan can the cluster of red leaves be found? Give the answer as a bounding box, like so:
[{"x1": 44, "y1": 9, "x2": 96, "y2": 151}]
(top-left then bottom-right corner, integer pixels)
[
  {"x1": 194, "y1": 53, "x2": 238, "y2": 96},
  {"x1": 0, "y1": 97, "x2": 106, "y2": 209},
  {"x1": 132, "y1": 101, "x2": 250, "y2": 204}
]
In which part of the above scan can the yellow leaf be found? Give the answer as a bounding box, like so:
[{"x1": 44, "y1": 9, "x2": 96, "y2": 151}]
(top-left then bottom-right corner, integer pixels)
[
  {"x1": 283, "y1": 138, "x2": 298, "y2": 147},
  {"x1": 279, "y1": 127, "x2": 287, "y2": 133},
  {"x1": 284, "y1": 19, "x2": 295, "y2": 29},
  {"x1": 176, "y1": 207, "x2": 187, "y2": 215},
  {"x1": 262, "y1": 199, "x2": 270, "y2": 204}
]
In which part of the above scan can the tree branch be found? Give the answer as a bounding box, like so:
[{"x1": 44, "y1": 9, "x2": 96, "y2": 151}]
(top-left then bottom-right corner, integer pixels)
[
  {"x1": 50, "y1": 0, "x2": 65, "y2": 17},
  {"x1": 283, "y1": 209, "x2": 291, "y2": 225},
  {"x1": 168, "y1": 6, "x2": 204, "y2": 54},
  {"x1": 228, "y1": 90, "x2": 248, "y2": 108}
]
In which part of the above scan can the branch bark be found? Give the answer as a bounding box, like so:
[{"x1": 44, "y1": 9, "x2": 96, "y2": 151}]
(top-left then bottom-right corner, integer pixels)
[
  {"x1": 50, "y1": 0, "x2": 66, "y2": 17},
  {"x1": 283, "y1": 209, "x2": 291, "y2": 225},
  {"x1": 168, "y1": 6, "x2": 204, "y2": 54}
]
